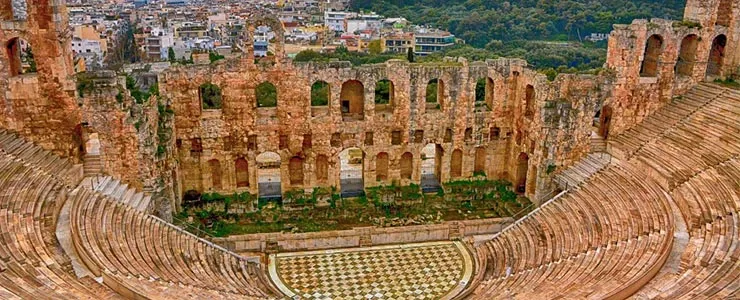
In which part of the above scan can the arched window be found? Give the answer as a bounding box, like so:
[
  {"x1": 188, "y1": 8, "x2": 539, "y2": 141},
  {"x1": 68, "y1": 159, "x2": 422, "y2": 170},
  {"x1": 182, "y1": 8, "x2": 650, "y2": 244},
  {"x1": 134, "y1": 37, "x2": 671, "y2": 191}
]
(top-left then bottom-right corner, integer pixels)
[
  {"x1": 524, "y1": 85, "x2": 535, "y2": 117},
  {"x1": 376, "y1": 152, "x2": 389, "y2": 181},
  {"x1": 640, "y1": 35, "x2": 663, "y2": 77},
  {"x1": 450, "y1": 149, "x2": 462, "y2": 178},
  {"x1": 235, "y1": 158, "x2": 249, "y2": 188},
  {"x1": 475, "y1": 77, "x2": 493, "y2": 110},
  {"x1": 374, "y1": 79, "x2": 394, "y2": 112},
  {"x1": 516, "y1": 153, "x2": 529, "y2": 193},
  {"x1": 311, "y1": 81, "x2": 330, "y2": 106},
  {"x1": 426, "y1": 78, "x2": 444, "y2": 109},
  {"x1": 6, "y1": 38, "x2": 36, "y2": 76},
  {"x1": 256, "y1": 81, "x2": 277, "y2": 108},
  {"x1": 400, "y1": 152, "x2": 413, "y2": 179},
  {"x1": 289, "y1": 157, "x2": 304, "y2": 185},
  {"x1": 707, "y1": 35, "x2": 727, "y2": 77},
  {"x1": 340, "y1": 80, "x2": 364, "y2": 120},
  {"x1": 208, "y1": 159, "x2": 222, "y2": 190},
  {"x1": 676, "y1": 34, "x2": 699, "y2": 76},
  {"x1": 475, "y1": 78, "x2": 486, "y2": 102},
  {"x1": 199, "y1": 83, "x2": 222, "y2": 109},
  {"x1": 316, "y1": 155, "x2": 328, "y2": 182}
]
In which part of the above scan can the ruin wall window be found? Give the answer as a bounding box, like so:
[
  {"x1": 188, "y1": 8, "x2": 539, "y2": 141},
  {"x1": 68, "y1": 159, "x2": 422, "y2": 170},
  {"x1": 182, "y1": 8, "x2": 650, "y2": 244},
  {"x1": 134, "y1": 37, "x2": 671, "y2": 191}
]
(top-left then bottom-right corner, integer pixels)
[
  {"x1": 311, "y1": 81, "x2": 330, "y2": 106},
  {"x1": 247, "y1": 135, "x2": 257, "y2": 151},
  {"x1": 365, "y1": 132, "x2": 374, "y2": 146},
  {"x1": 524, "y1": 85, "x2": 535, "y2": 117},
  {"x1": 6, "y1": 38, "x2": 37, "y2": 76},
  {"x1": 331, "y1": 132, "x2": 342, "y2": 147},
  {"x1": 640, "y1": 35, "x2": 663, "y2": 77},
  {"x1": 391, "y1": 130, "x2": 402, "y2": 145},
  {"x1": 302, "y1": 134, "x2": 312, "y2": 149},
  {"x1": 200, "y1": 83, "x2": 222, "y2": 110},
  {"x1": 191, "y1": 138, "x2": 203, "y2": 153},
  {"x1": 414, "y1": 130, "x2": 424, "y2": 143},
  {"x1": 256, "y1": 81, "x2": 277, "y2": 108},
  {"x1": 374, "y1": 79, "x2": 394, "y2": 111},
  {"x1": 235, "y1": 158, "x2": 249, "y2": 188}
]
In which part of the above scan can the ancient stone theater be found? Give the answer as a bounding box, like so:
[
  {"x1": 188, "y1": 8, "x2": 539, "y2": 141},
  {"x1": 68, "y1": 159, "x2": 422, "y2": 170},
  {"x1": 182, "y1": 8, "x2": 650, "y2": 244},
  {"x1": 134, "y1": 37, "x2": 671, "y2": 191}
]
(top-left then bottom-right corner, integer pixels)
[{"x1": 0, "y1": 0, "x2": 738, "y2": 299}]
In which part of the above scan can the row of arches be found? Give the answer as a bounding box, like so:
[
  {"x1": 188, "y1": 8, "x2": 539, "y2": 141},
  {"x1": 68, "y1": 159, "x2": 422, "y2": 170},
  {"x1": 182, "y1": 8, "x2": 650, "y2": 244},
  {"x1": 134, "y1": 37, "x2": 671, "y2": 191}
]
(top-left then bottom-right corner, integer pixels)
[
  {"x1": 199, "y1": 77, "x2": 537, "y2": 118},
  {"x1": 200, "y1": 146, "x2": 532, "y2": 198},
  {"x1": 640, "y1": 33, "x2": 727, "y2": 78}
]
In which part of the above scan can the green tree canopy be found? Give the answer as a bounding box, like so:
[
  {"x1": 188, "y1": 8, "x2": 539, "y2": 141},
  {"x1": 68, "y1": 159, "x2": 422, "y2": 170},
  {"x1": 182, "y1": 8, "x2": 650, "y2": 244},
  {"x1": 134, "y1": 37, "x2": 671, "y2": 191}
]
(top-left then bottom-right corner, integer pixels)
[
  {"x1": 200, "y1": 83, "x2": 223, "y2": 109},
  {"x1": 256, "y1": 82, "x2": 278, "y2": 108}
]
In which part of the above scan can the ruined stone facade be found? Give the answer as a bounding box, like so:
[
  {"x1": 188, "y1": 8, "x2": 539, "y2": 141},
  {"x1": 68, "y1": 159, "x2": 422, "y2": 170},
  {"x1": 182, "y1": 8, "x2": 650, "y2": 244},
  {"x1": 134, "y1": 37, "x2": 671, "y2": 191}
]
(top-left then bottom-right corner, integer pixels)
[{"x1": 0, "y1": 0, "x2": 738, "y2": 214}]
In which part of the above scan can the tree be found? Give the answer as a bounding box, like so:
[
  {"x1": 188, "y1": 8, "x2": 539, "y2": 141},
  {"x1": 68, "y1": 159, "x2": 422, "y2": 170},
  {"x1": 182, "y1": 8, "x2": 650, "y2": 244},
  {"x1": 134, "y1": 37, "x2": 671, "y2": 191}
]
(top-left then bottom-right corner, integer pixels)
[
  {"x1": 407, "y1": 47, "x2": 415, "y2": 63},
  {"x1": 368, "y1": 40, "x2": 382, "y2": 55},
  {"x1": 168, "y1": 47, "x2": 176, "y2": 63},
  {"x1": 23, "y1": 46, "x2": 36, "y2": 73},
  {"x1": 200, "y1": 83, "x2": 223, "y2": 109}
]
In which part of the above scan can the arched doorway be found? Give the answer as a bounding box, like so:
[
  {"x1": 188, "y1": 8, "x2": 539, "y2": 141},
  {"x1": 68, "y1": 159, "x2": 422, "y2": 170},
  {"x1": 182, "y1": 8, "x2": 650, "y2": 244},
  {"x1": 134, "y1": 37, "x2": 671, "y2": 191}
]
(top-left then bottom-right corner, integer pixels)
[
  {"x1": 640, "y1": 35, "x2": 664, "y2": 77},
  {"x1": 400, "y1": 152, "x2": 413, "y2": 180},
  {"x1": 676, "y1": 34, "x2": 699, "y2": 76},
  {"x1": 598, "y1": 105, "x2": 613, "y2": 139},
  {"x1": 706, "y1": 35, "x2": 727, "y2": 77},
  {"x1": 421, "y1": 144, "x2": 443, "y2": 192},
  {"x1": 340, "y1": 148, "x2": 364, "y2": 197},
  {"x1": 6, "y1": 38, "x2": 37, "y2": 77},
  {"x1": 235, "y1": 157, "x2": 249, "y2": 188},
  {"x1": 208, "y1": 159, "x2": 222, "y2": 190},
  {"x1": 474, "y1": 147, "x2": 486, "y2": 176},
  {"x1": 516, "y1": 153, "x2": 529, "y2": 193},
  {"x1": 256, "y1": 152, "x2": 282, "y2": 200},
  {"x1": 340, "y1": 80, "x2": 364, "y2": 121},
  {"x1": 288, "y1": 156, "x2": 304, "y2": 186},
  {"x1": 451, "y1": 149, "x2": 463, "y2": 179},
  {"x1": 376, "y1": 152, "x2": 389, "y2": 182}
]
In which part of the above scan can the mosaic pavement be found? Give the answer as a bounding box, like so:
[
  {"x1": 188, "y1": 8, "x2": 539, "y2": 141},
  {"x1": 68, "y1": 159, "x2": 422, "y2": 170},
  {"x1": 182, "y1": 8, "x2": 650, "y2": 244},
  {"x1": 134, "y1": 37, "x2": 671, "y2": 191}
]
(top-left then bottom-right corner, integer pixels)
[{"x1": 268, "y1": 241, "x2": 473, "y2": 299}]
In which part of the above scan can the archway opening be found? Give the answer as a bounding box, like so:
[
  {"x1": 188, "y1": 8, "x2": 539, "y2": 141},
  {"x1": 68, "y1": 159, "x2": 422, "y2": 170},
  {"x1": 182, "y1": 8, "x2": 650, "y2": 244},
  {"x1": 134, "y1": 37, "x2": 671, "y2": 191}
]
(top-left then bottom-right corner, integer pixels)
[
  {"x1": 6, "y1": 38, "x2": 36, "y2": 77},
  {"x1": 706, "y1": 35, "x2": 727, "y2": 77},
  {"x1": 208, "y1": 159, "x2": 222, "y2": 190},
  {"x1": 400, "y1": 152, "x2": 413, "y2": 180},
  {"x1": 316, "y1": 154, "x2": 329, "y2": 183},
  {"x1": 311, "y1": 81, "x2": 330, "y2": 106},
  {"x1": 376, "y1": 152, "x2": 389, "y2": 182},
  {"x1": 676, "y1": 34, "x2": 699, "y2": 76},
  {"x1": 451, "y1": 149, "x2": 463, "y2": 179},
  {"x1": 474, "y1": 147, "x2": 486, "y2": 176},
  {"x1": 516, "y1": 153, "x2": 529, "y2": 193},
  {"x1": 340, "y1": 80, "x2": 364, "y2": 121},
  {"x1": 426, "y1": 78, "x2": 444, "y2": 110},
  {"x1": 640, "y1": 34, "x2": 663, "y2": 77},
  {"x1": 374, "y1": 79, "x2": 394, "y2": 113},
  {"x1": 598, "y1": 105, "x2": 613, "y2": 139},
  {"x1": 235, "y1": 157, "x2": 249, "y2": 188},
  {"x1": 288, "y1": 156, "x2": 304, "y2": 186},
  {"x1": 256, "y1": 152, "x2": 282, "y2": 200},
  {"x1": 256, "y1": 81, "x2": 278, "y2": 108},
  {"x1": 340, "y1": 148, "x2": 364, "y2": 197},
  {"x1": 200, "y1": 83, "x2": 222, "y2": 109},
  {"x1": 421, "y1": 144, "x2": 443, "y2": 191},
  {"x1": 475, "y1": 78, "x2": 492, "y2": 111}
]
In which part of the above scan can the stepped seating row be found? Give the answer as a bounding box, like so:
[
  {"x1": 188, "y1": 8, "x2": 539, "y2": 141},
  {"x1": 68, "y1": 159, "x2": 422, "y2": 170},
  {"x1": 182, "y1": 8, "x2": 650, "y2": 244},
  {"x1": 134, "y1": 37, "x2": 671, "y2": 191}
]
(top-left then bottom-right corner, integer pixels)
[
  {"x1": 469, "y1": 163, "x2": 673, "y2": 298},
  {"x1": 553, "y1": 152, "x2": 611, "y2": 190},
  {"x1": 85, "y1": 176, "x2": 152, "y2": 213},
  {"x1": 0, "y1": 130, "x2": 83, "y2": 187},
  {"x1": 69, "y1": 186, "x2": 276, "y2": 298},
  {"x1": 0, "y1": 154, "x2": 122, "y2": 299},
  {"x1": 630, "y1": 90, "x2": 740, "y2": 190},
  {"x1": 632, "y1": 158, "x2": 740, "y2": 299},
  {"x1": 609, "y1": 83, "x2": 724, "y2": 160},
  {"x1": 102, "y1": 270, "x2": 262, "y2": 299}
]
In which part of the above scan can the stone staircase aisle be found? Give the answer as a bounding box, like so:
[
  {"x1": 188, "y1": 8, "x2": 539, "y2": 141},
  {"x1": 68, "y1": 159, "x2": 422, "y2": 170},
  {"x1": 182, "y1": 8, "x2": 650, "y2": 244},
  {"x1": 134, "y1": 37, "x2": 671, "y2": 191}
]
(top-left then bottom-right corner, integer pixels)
[
  {"x1": 81, "y1": 176, "x2": 152, "y2": 213},
  {"x1": 554, "y1": 134, "x2": 611, "y2": 190},
  {"x1": 83, "y1": 153, "x2": 103, "y2": 177}
]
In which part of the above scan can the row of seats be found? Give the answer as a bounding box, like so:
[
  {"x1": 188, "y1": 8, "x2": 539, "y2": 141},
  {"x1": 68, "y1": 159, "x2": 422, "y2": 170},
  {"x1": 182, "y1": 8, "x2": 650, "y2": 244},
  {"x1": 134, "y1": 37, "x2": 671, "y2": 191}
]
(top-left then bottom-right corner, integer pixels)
[
  {"x1": 0, "y1": 153, "x2": 122, "y2": 299},
  {"x1": 469, "y1": 163, "x2": 674, "y2": 298},
  {"x1": 609, "y1": 83, "x2": 724, "y2": 160},
  {"x1": 85, "y1": 176, "x2": 152, "y2": 213},
  {"x1": 69, "y1": 185, "x2": 277, "y2": 298},
  {"x1": 553, "y1": 152, "x2": 611, "y2": 190},
  {"x1": 632, "y1": 158, "x2": 739, "y2": 299},
  {"x1": 0, "y1": 130, "x2": 83, "y2": 187}
]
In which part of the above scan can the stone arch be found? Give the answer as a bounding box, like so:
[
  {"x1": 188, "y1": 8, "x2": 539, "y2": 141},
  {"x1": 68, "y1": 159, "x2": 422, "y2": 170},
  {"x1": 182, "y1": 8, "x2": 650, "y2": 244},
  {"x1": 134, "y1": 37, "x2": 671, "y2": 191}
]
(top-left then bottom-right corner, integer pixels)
[
  {"x1": 208, "y1": 159, "x2": 222, "y2": 190},
  {"x1": 256, "y1": 151, "x2": 282, "y2": 198},
  {"x1": 374, "y1": 79, "x2": 394, "y2": 112},
  {"x1": 421, "y1": 144, "x2": 443, "y2": 190},
  {"x1": 289, "y1": 156, "x2": 304, "y2": 186},
  {"x1": 515, "y1": 153, "x2": 529, "y2": 193},
  {"x1": 376, "y1": 152, "x2": 389, "y2": 182},
  {"x1": 246, "y1": 15, "x2": 286, "y2": 61},
  {"x1": 340, "y1": 148, "x2": 364, "y2": 196},
  {"x1": 450, "y1": 149, "x2": 463, "y2": 179},
  {"x1": 256, "y1": 81, "x2": 277, "y2": 108},
  {"x1": 598, "y1": 105, "x2": 613, "y2": 139},
  {"x1": 311, "y1": 80, "x2": 330, "y2": 106},
  {"x1": 6, "y1": 37, "x2": 36, "y2": 76},
  {"x1": 524, "y1": 84, "x2": 535, "y2": 117},
  {"x1": 716, "y1": 0, "x2": 733, "y2": 27},
  {"x1": 316, "y1": 154, "x2": 328, "y2": 182},
  {"x1": 425, "y1": 78, "x2": 444, "y2": 109},
  {"x1": 640, "y1": 34, "x2": 663, "y2": 77},
  {"x1": 340, "y1": 80, "x2": 364, "y2": 120},
  {"x1": 235, "y1": 157, "x2": 249, "y2": 188},
  {"x1": 199, "y1": 82, "x2": 222, "y2": 110},
  {"x1": 676, "y1": 34, "x2": 699, "y2": 76},
  {"x1": 706, "y1": 34, "x2": 727, "y2": 77},
  {"x1": 474, "y1": 147, "x2": 486, "y2": 175},
  {"x1": 400, "y1": 152, "x2": 413, "y2": 179}
]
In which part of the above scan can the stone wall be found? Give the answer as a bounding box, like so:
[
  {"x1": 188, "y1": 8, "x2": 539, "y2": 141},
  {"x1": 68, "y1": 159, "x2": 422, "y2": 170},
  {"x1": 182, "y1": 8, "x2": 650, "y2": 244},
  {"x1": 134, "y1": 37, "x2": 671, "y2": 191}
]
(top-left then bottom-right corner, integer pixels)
[
  {"x1": 213, "y1": 218, "x2": 510, "y2": 253},
  {"x1": 161, "y1": 57, "x2": 604, "y2": 203}
]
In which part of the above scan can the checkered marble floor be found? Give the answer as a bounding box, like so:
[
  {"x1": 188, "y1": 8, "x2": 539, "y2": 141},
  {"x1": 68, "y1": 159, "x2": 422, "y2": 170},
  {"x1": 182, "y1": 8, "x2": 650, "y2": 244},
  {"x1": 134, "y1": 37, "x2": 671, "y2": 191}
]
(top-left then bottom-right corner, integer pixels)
[{"x1": 269, "y1": 241, "x2": 473, "y2": 299}]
